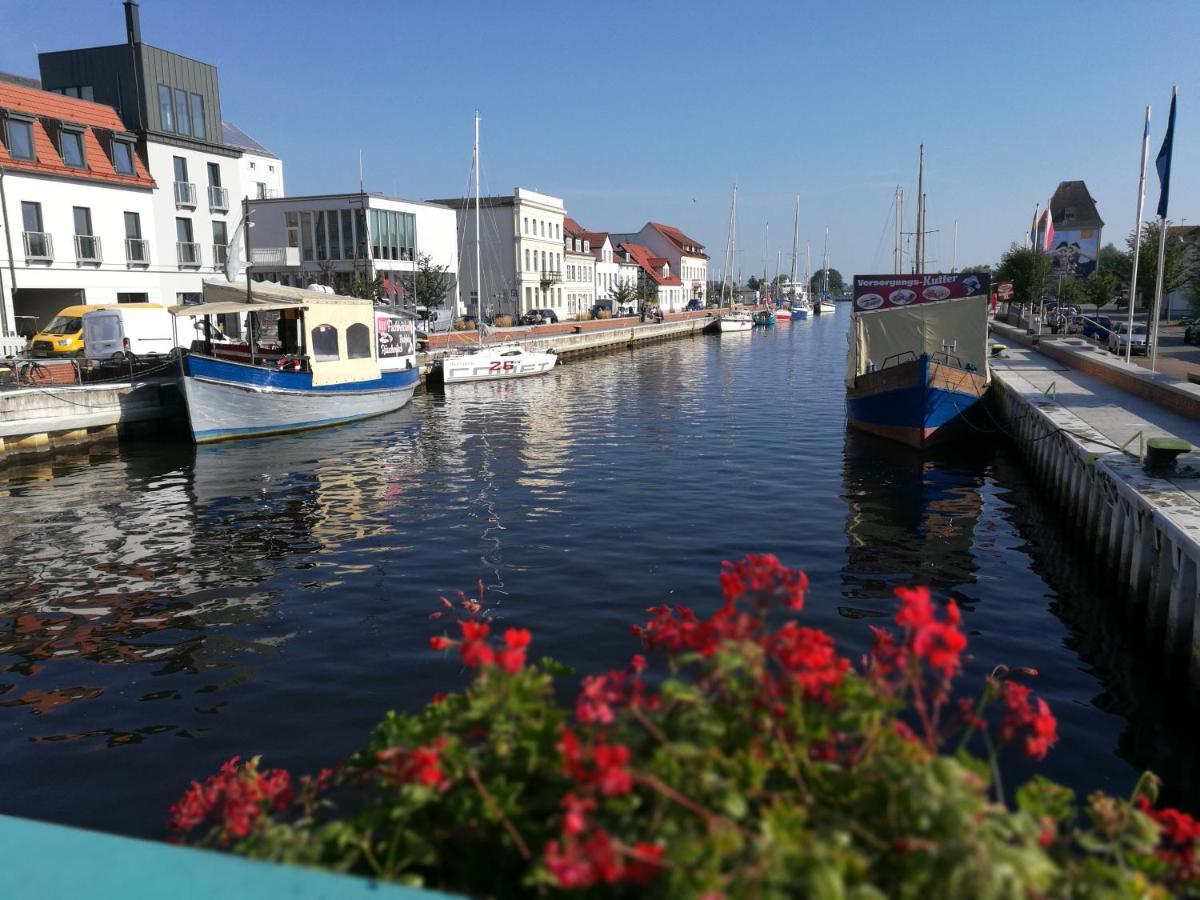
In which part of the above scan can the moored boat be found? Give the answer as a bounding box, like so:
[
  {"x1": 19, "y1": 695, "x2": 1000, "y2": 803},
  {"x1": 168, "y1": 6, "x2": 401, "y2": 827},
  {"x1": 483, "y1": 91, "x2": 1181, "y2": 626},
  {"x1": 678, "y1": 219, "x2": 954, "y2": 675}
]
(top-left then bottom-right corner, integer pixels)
[
  {"x1": 171, "y1": 280, "x2": 419, "y2": 443},
  {"x1": 440, "y1": 343, "x2": 558, "y2": 384},
  {"x1": 845, "y1": 273, "x2": 991, "y2": 449},
  {"x1": 717, "y1": 313, "x2": 754, "y2": 332},
  {"x1": 753, "y1": 310, "x2": 776, "y2": 327}
]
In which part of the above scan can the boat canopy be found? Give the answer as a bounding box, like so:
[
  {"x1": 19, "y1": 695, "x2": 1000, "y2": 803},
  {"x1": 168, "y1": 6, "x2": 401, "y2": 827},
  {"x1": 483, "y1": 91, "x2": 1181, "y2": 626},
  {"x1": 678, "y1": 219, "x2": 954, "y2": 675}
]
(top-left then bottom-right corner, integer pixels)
[{"x1": 850, "y1": 296, "x2": 988, "y2": 381}]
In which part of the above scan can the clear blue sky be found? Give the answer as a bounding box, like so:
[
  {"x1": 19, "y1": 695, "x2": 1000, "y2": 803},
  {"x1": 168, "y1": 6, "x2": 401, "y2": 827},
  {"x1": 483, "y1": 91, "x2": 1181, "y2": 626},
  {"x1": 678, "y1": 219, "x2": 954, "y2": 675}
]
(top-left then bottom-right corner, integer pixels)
[{"x1": 2, "y1": 0, "x2": 1197, "y2": 278}]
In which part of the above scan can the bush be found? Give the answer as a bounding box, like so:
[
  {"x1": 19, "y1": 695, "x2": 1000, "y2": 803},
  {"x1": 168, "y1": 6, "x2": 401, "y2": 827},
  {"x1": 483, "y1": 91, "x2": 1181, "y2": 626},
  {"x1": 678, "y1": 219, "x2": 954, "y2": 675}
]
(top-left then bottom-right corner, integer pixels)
[
  {"x1": 171, "y1": 556, "x2": 1197, "y2": 897},
  {"x1": 494, "y1": 315, "x2": 513, "y2": 328}
]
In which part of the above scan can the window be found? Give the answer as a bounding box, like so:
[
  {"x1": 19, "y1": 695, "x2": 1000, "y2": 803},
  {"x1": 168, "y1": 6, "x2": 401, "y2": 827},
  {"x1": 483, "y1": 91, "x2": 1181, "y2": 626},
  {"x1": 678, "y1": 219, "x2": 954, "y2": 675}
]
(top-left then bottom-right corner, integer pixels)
[
  {"x1": 556, "y1": 224, "x2": 560, "y2": 239},
  {"x1": 327, "y1": 211, "x2": 342, "y2": 260},
  {"x1": 249, "y1": 161, "x2": 256, "y2": 170},
  {"x1": 268, "y1": 164, "x2": 275, "y2": 173},
  {"x1": 5, "y1": 117, "x2": 34, "y2": 160},
  {"x1": 124, "y1": 211, "x2": 142, "y2": 239},
  {"x1": 158, "y1": 84, "x2": 175, "y2": 132},
  {"x1": 370, "y1": 209, "x2": 381, "y2": 258},
  {"x1": 189, "y1": 93, "x2": 205, "y2": 140},
  {"x1": 73, "y1": 206, "x2": 93, "y2": 236},
  {"x1": 207, "y1": 162, "x2": 221, "y2": 187},
  {"x1": 540, "y1": 221, "x2": 545, "y2": 237},
  {"x1": 523, "y1": 217, "x2": 528, "y2": 234},
  {"x1": 286, "y1": 211, "x2": 300, "y2": 249},
  {"x1": 21, "y1": 201, "x2": 42, "y2": 231},
  {"x1": 525, "y1": 286, "x2": 532, "y2": 306},
  {"x1": 174, "y1": 88, "x2": 191, "y2": 136},
  {"x1": 340, "y1": 210, "x2": 354, "y2": 259},
  {"x1": 311, "y1": 324, "x2": 339, "y2": 361},
  {"x1": 112, "y1": 139, "x2": 135, "y2": 174},
  {"x1": 347, "y1": 323, "x2": 371, "y2": 359},
  {"x1": 315, "y1": 210, "x2": 327, "y2": 260},
  {"x1": 255, "y1": 182, "x2": 267, "y2": 199},
  {"x1": 117, "y1": 292, "x2": 148, "y2": 304},
  {"x1": 212, "y1": 220, "x2": 227, "y2": 247},
  {"x1": 541, "y1": 250, "x2": 546, "y2": 271},
  {"x1": 60, "y1": 128, "x2": 85, "y2": 168},
  {"x1": 173, "y1": 156, "x2": 188, "y2": 183},
  {"x1": 525, "y1": 249, "x2": 530, "y2": 270},
  {"x1": 176, "y1": 217, "x2": 194, "y2": 242},
  {"x1": 300, "y1": 211, "x2": 314, "y2": 261}
]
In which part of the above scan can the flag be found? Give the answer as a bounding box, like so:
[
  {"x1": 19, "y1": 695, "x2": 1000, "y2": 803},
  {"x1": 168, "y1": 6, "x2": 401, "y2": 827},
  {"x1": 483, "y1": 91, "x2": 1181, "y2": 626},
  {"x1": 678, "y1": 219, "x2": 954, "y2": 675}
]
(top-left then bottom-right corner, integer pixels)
[
  {"x1": 1156, "y1": 86, "x2": 1177, "y2": 218},
  {"x1": 1042, "y1": 201, "x2": 1055, "y2": 251},
  {"x1": 1029, "y1": 203, "x2": 1040, "y2": 248}
]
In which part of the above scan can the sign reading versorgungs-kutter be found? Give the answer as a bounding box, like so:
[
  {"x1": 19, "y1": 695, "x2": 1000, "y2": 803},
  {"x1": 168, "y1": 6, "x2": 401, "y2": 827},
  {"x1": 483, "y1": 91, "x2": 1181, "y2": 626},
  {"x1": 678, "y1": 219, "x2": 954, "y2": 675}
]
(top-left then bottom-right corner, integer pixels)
[{"x1": 853, "y1": 273, "x2": 992, "y2": 312}]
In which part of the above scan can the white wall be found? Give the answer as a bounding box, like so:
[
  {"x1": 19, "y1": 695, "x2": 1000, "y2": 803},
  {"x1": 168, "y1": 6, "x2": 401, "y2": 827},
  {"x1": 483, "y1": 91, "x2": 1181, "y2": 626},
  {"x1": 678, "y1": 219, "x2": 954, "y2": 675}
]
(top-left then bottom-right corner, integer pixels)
[{"x1": 237, "y1": 151, "x2": 284, "y2": 202}]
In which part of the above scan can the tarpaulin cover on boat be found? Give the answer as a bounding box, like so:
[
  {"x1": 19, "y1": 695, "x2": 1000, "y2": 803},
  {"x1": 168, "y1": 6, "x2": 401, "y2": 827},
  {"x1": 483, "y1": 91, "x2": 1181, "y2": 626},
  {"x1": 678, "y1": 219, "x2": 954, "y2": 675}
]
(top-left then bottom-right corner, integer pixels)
[{"x1": 849, "y1": 295, "x2": 988, "y2": 384}]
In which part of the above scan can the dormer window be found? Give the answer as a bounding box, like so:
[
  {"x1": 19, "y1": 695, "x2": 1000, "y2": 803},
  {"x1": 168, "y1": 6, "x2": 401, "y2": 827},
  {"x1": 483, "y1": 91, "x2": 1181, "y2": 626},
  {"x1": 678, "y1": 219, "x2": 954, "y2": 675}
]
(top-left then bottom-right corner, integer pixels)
[
  {"x1": 111, "y1": 137, "x2": 135, "y2": 175},
  {"x1": 3, "y1": 114, "x2": 35, "y2": 161},
  {"x1": 583, "y1": 240, "x2": 590, "y2": 252},
  {"x1": 60, "y1": 126, "x2": 86, "y2": 168}
]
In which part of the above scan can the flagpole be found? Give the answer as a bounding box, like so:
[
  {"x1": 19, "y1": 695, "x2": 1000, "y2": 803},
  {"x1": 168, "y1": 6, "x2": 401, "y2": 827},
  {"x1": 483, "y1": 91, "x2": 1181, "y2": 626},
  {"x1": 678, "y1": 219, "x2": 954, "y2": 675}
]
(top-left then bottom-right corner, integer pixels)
[
  {"x1": 1149, "y1": 86, "x2": 1177, "y2": 372},
  {"x1": 1126, "y1": 105, "x2": 1151, "y2": 364}
]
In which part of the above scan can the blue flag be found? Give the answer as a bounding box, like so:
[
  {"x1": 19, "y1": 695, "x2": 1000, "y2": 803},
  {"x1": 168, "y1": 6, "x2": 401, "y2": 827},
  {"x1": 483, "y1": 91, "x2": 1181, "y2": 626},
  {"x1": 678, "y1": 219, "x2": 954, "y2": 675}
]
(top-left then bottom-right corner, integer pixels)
[{"x1": 1156, "y1": 88, "x2": 1177, "y2": 218}]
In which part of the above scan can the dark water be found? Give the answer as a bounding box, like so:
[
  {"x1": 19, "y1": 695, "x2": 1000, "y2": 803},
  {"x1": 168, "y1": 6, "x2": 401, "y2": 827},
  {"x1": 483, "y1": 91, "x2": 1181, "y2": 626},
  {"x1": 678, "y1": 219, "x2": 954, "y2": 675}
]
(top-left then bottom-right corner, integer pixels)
[{"x1": 1, "y1": 307, "x2": 1195, "y2": 839}]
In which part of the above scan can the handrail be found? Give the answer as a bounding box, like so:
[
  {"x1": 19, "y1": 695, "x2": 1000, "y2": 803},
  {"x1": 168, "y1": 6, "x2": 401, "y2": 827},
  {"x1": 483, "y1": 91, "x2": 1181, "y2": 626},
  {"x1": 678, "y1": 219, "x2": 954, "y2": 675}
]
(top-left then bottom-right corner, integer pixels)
[{"x1": 879, "y1": 350, "x2": 918, "y2": 370}]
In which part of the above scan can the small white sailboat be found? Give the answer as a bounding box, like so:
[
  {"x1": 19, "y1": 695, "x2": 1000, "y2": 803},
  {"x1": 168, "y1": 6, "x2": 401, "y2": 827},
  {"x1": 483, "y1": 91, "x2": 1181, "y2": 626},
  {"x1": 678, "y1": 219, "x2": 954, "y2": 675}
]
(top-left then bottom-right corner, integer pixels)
[
  {"x1": 438, "y1": 113, "x2": 559, "y2": 385},
  {"x1": 813, "y1": 228, "x2": 837, "y2": 314},
  {"x1": 715, "y1": 183, "x2": 754, "y2": 332},
  {"x1": 717, "y1": 313, "x2": 754, "y2": 332}
]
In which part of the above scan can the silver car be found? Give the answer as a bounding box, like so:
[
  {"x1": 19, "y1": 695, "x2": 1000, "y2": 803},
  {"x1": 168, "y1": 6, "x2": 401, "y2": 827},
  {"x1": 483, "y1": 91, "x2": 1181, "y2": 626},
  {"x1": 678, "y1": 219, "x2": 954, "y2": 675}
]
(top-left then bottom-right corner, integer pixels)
[{"x1": 1107, "y1": 322, "x2": 1148, "y2": 355}]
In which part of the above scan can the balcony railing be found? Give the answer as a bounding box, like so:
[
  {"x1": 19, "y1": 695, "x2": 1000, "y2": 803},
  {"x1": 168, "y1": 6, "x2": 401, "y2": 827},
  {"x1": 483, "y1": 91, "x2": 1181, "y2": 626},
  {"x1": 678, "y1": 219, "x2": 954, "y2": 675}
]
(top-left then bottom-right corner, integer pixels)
[
  {"x1": 540, "y1": 269, "x2": 562, "y2": 285},
  {"x1": 73, "y1": 234, "x2": 102, "y2": 263},
  {"x1": 177, "y1": 241, "x2": 201, "y2": 267},
  {"x1": 255, "y1": 185, "x2": 280, "y2": 200},
  {"x1": 125, "y1": 237, "x2": 150, "y2": 266},
  {"x1": 212, "y1": 243, "x2": 229, "y2": 269},
  {"x1": 174, "y1": 181, "x2": 197, "y2": 207},
  {"x1": 208, "y1": 185, "x2": 229, "y2": 211},
  {"x1": 22, "y1": 231, "x2": 53, "y2": 262}
]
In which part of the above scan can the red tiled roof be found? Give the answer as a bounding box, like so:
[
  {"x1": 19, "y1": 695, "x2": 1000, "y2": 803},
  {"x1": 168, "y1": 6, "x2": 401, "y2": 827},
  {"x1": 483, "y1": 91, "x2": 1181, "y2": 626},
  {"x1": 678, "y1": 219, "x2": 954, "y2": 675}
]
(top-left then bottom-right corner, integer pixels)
[
  {"x1": 619, "y1": 242, "x2": 682, "y2": 286},
  {"x1": 563, "y1": 216, "x2": 584, "y2": 236},
  {"x1": 0, "y1": 82, "x2": 154, "y2": 188},
  {"x1": 647, "y1": 221, "x2": 707, "y2": 259}
]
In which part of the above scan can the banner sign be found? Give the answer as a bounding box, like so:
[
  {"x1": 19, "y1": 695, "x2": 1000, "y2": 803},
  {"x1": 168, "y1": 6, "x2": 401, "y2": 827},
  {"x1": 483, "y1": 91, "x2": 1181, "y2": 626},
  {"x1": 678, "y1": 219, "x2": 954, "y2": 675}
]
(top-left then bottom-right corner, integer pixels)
[
  {"x1": 853, "y1": 273, "x2": 991, "y2": 312},
  {"x1": 376, "y1": 313, "x2": 415, "y2": 358},
  {"x1": 997, "y1": 280, "x2": 1013, "y2": 299}
]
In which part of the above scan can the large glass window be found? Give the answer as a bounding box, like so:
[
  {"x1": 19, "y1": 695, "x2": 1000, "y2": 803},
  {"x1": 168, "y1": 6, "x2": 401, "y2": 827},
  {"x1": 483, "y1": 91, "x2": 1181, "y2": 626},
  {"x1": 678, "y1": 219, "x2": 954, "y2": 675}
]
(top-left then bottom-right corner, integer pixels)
[
  {"x1": 355, "y1": 209, "x2": 367, "y2": 259},
  {"x1": 21, "y1": 201, "x2": 42, "y2": 232},
  {"x1": 6, "y1": 118, "x2": 34, "y2": 160},
  {"x1": 311, "y1": 325, "x2": 339, "y2": 361},
  {"x1": 124, "y1": 211, "x2": 141, "y2": 239},
  {"x1": 176, "y1": 217, "x2": 194, "y2": 243},
  {"x1": 174, "y1": 88, "x2": 190, "y2": 136},
  {"x1": 370, "y1": 209, "x2": 381, "y2": 258},
  {"x1": 112, "y1": 139, "x2": 135, "y2": 174},
  {"x1": 300, "y1": 212, "x2": 314, "y2": 261},
  {"x1": 328, "y1": 212, "x2": 342, "y2": 260},
  {"x1": 206, "y1": 162, "x2": 221, "y2": 187},
  {"x1": 73, "y1": 206, "x2": 93, "y2": 236},
  {"x1": 286, "y1": 211, "x2": 299, "y2": 249},
  {"x1": 346, "y1": 323, "x2": 371, "y2": 359},
  {"x1": 315, "y1": 210, "x2": 327, "y2": 260},
  {"x1": 61, "y1": 129, "x2": 85, "y2": 168},
  {"x1": 189, "y1": 93, "x2": 205, "y2": 140},
  {"x1": 173, "y1": 156, "x2": 188, "y2": 182},
  {"x1": 340, "y1": 210, "x2": 353, "y2": 259},
  {"x1": 158, "y1": 84, "x2": 175, "y2": 132},
  {"x1": 212, "y1": 220, "x2": 227, "y2": 247}
]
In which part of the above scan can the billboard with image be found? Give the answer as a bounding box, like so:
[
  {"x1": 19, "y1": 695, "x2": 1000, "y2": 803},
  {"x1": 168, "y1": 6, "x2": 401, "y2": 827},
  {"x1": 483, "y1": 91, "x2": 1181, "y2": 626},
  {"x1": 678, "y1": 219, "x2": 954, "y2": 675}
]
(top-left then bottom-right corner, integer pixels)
[{"x1": 1048, "y1": 226, "x2": 1100, "y2": 279}]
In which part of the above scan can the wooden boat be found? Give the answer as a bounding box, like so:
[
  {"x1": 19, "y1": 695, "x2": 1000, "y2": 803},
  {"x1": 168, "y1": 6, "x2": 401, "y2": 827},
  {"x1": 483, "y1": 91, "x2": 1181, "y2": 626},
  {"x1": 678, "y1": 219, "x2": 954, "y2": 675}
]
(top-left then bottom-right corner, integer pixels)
[
  {"x1": 752, "y1": 310, "x2": 776, "y2": 327},
  {"x1": 845, "y1": 273, "x2": 991, "y2": 449},
  {"x1": 171, "y1": 280, "x2": 419, "y2": 443}
]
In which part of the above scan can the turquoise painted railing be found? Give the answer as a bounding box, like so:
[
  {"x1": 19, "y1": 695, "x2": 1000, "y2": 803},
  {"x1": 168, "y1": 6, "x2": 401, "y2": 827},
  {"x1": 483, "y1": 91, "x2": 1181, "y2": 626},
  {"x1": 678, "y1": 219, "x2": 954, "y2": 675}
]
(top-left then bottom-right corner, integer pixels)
[{"x1": 0, "y1": 814, "x2": 457, "y2": 899}]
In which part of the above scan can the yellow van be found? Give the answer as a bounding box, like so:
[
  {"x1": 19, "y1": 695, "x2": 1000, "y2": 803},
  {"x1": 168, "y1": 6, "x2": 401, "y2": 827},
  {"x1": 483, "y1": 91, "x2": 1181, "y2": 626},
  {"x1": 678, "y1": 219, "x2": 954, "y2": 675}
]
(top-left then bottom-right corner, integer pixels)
[{"x1": 29, "y1": 303, "x2": 161, "y2": 357}]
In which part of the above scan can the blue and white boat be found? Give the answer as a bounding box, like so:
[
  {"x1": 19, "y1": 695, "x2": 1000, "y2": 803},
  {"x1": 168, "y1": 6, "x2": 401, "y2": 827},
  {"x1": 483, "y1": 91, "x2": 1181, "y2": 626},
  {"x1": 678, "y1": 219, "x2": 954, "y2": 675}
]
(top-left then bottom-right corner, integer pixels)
[
  {"x1": 171, "y1": 280, "x2": 419, "y2": 444},
  {"x1": 845, "y1": 273, "x2": 990, "y2": 449}
]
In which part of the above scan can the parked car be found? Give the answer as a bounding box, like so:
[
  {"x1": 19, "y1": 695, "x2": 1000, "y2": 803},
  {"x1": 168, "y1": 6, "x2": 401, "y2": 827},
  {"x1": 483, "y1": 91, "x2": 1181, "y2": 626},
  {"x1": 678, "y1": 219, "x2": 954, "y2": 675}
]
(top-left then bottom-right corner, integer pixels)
[
  {"x1": 1107, "y1": 322, "x2": 1148, "y2": 355},
  {"x1": 1080, "y1": 316, "x2": 1113, "y2": 341},
  {"x1": 685, "y1": 298, "x2": 704, "y2": 311},
  {"x1": 520, "y1": 309, "x2": 559, "y2": 325},
  {"x1": 1066, "y1": 316, "x2": 1086, "y2": 335},
  {"x1": 82, "y1": 305, "x2": 173, "y2": 359},
  {"x1": 1185, "y1": 322, "x2": 1200, "y2": 345}
]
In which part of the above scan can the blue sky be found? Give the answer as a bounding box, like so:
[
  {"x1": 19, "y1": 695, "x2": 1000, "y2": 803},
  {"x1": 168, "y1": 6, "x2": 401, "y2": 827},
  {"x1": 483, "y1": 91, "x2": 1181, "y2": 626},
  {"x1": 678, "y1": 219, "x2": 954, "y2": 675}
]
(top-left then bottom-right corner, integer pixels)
[{"x1": 2, "y1": 0, "x2": 1198, "y2": 278}]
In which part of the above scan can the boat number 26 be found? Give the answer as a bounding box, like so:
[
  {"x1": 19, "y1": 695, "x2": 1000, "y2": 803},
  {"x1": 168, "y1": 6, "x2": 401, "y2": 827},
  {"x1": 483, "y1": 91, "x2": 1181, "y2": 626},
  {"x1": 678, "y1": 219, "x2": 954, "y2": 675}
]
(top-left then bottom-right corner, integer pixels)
[{"x1": 488, "y1": 361, "x2": 517, "y2": 372}]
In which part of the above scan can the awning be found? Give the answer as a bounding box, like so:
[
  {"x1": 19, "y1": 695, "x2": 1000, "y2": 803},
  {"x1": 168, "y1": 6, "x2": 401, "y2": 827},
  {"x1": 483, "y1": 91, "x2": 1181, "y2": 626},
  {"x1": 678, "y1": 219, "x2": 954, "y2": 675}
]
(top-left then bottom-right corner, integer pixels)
[
  {"x1": 170, "y1": 278, "x2": 370, "y2": 316},
  {"x1": 169, "y1": 299, "x2": 304, "y2": 317}
]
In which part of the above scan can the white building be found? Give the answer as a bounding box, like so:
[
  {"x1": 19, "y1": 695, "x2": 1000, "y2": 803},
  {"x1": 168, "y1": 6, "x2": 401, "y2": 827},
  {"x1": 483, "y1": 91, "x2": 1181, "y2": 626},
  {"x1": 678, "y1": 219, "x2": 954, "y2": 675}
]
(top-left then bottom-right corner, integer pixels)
[
  {"x1": 577, "y1": 228, "x2": 636, "y2": 309},
  {"x1": 246, "y1": 192, "x2": 458, "y2": 307},
  {"x1": 562, "y1": 218, "x2": 595, "y2": 318},
  {"x1": 223, "y1": 122, "x2": 284, "y2": 202},
  {"x1": 612, "y1": 222, "x2": 708, "y2": 308},
  {"x1": 36, "y1": 1, "x2": 284, "y2": 305},
  {"x1": 0, "y1": 80, "x2": 160, "y2": 338},
  {"x1": 618, "y1": 242, "x2": 683, "y2": 311},
  {"x1": 431, "y1": 187, "x2": 565, "y2": 321}
]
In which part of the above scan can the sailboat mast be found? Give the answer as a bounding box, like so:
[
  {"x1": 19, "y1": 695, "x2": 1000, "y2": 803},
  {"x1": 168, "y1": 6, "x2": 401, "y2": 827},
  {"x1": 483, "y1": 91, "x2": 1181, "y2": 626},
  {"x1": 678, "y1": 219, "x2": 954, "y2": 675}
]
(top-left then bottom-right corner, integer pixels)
[
  {"x1": 915, "y1": 144, "x2": 924, "y2": 274},
  {"x1": 952, "y1": 219, "x2": 958, "y2": 273},
  {"x1": 473, "y1": 111, "x2": 482, "y2": 322},
  {"x1": 894, "y1": 185, "x2": 903, "y2": 274},
  {"x1": 821, "y1": 228, "x2": 829, "y2": 296},
  {"x1": 805, "y1": 242, "x2": 811, "y2": 298},
  {"x1": 790, "y1": 195, "x2": 799, "y2": 290}
]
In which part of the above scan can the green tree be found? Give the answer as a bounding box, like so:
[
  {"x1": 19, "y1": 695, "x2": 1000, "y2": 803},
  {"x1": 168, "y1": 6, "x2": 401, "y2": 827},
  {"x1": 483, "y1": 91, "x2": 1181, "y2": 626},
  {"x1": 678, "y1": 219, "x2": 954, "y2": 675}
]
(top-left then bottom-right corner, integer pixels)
[
  {"x1": 400, "y1": 253, "x2": 453, "y2": 310},
  {"x1": 960, "y1": 264, "x2": 993, "y2": 275},
  {"x1": 996, "y1": 245, "x2": 1051, "y2": 304},
  {"x1": 1098, "y1": 242, "x2": 1128, "y2": 277},
  {"x1": 348, "y1": 268, "x2": 383, "y2": 301},
  {"x1": 1055, "y1": 276, "x2": 1086, "y2": 309},
  {"x1": 1084, "y1": 269, "x2": 1120, "y2": 311},
  {"x1": 746, "y1": 275, "x2": 761, "y2": 291},
  {"x1": 1126, "y1": 222, "x2": 1190, "y2": 310},
  {"x1": 810, "y1": 268, "x2": 844, "y2": 295},
  {"x1": 609, "y1": 281, "x2": 639, "y2": 312}
]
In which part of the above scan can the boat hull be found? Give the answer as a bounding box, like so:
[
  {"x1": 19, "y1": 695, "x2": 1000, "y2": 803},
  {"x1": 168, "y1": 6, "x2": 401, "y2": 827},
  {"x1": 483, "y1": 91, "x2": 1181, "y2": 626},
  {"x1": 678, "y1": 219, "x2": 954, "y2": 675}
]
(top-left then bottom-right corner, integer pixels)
[
  {"x1": 846, "y1": 356, "x2": 987, "y2": 450},
  {"x1": 181, "y1": 355, "x2": 418, "y2": 443},
  {"x1": 441, "y1": 347, "x2": 558, "y2": 384},
  {"x1": 717, "y1": 316, "x2": 754, "y2": 332}
]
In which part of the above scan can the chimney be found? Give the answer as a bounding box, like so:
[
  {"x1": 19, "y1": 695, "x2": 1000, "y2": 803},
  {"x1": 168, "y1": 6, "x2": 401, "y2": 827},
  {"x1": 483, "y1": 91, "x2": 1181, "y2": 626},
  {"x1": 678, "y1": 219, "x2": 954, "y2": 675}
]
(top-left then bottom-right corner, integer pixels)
[{"x1": 124, "y1": 1, "x2": 141, "y2": 44}]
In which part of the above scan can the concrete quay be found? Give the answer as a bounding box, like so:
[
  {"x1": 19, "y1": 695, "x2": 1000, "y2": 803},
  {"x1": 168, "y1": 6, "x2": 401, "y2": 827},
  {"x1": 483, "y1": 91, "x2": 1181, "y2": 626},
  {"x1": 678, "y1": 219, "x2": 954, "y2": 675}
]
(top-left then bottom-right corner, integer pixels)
[
  {"x1": 987, "y1": 328, "x2": 1200, "y2": 688},
  {"x1": 0, "y1": 377, "x2": 182, "y2": 464}
]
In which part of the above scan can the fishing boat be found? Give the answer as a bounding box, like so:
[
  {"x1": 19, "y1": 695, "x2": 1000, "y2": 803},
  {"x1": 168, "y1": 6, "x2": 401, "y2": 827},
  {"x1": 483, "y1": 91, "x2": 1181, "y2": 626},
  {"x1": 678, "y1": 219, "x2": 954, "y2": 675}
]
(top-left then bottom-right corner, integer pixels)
[
  {"x1": 437, "y1": 112, "x2": 560, "y2": 385},
  {"x1": 845, "y1": 272, "x2": 991, "y2": 449},
  {"x1": 170, "y1": 279, "x2": 419, "y2": 443},
  {"x1": 442, "y1": 342, "x2": 557, "y2": 384}
]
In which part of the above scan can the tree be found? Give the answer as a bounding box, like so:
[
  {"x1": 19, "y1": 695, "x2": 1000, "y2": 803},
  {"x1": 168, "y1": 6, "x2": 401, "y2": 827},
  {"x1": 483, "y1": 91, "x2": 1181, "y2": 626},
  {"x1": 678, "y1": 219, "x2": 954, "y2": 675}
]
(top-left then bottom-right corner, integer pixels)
[
  {"x1": 996, "y1": 245, "x2": 1051, "y2": 305},
  {"x1": 960, "y1": 264, "x2": 993, "y2": 275},
  {"x1": 746, "y1": 275, "x2": 761, "y2": 291},
  {"x1": 773, "y1": 273, "x2": 789, "y2": 285},
  {"x1": 1098, "y1": 242, "x2": 1128, "y2": 278},
  {"x1": 348, "y1": 269, "x2": 383, "y2": 301},
  {"x1": 1126, "y1": 222, "x2": 1191, "y2": 311},
  {"x1": 1084, "y1": 269, "x2": 1120, "y2": 310},
  {"x1": 609, "y1": 281, "x2": 639, "y2": 311},
  {"x1": 400, "y1": 253, "x2": 453, "y2": 311},
  {"x1": 1056, "y1": 276, "x2": 1086, "y2": 309},
  {"x1": 810, "y1": 268, "x2": 844, "y2": 295}
]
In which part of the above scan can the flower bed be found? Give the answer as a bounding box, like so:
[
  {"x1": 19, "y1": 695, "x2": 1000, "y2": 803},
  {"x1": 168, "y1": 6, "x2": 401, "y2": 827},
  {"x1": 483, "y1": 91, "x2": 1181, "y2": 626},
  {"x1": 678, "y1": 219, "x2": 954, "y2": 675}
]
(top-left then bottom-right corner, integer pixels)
[{"x1": 171, "y1": 555, "x2": 1197, "y2": 897}]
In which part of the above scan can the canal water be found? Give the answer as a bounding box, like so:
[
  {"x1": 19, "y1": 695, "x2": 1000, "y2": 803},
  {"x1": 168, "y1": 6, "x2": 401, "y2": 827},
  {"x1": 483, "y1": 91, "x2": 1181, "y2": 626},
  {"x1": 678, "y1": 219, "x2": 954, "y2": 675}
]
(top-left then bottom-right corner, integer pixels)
[{"x1": 1, "y1": 307, "x2": 1195, "y2": 839}]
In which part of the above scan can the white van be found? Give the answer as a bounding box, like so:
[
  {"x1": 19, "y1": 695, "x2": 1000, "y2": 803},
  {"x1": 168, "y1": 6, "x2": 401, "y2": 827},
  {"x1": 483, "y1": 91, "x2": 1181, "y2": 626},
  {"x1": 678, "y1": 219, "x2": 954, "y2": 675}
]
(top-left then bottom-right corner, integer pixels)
[{"x1": 83, "y1": 305, "x2": 174, "y2": 358}]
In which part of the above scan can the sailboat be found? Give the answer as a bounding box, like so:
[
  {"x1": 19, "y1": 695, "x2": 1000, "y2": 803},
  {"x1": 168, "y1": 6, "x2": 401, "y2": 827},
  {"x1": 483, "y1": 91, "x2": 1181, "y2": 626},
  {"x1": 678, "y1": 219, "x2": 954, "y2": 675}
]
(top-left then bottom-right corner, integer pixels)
[
  {"x1": 438, "y1": 113, "x2": 559, "y2": 384},
  {"x1": 717, "y1": 183, "x2": 754, "y2": 332},
  {"x1": 813, "y1": 228, "x2": 836, "y2": 314},
  {"x1": 845, "y1": 145, "x2": 991, "y2": 449}
]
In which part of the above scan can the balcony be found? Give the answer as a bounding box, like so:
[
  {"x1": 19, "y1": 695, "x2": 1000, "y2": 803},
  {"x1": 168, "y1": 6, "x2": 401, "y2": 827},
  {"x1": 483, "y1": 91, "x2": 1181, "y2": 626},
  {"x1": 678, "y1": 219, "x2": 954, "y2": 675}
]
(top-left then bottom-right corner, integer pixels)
[
  {"x1": 174, "y1": 181, "x2": 197, "y2": 207},
  {"x1": 73, "y1": 234, "x2": 102, "y2": 264},
  {"x1": 177, "y1": 241, "x2": 201, "y2": 267},
  {"x1": 22, "y1": 231, "x2": 53, "y2": 262},
  {"x1": 540, "y1": 269, "x2": 562, "y2": 286},
  {"x1": 255, "y1": 185, "x2": 281, "y2": 200},
  {"x1": 212, "y1": 243, "x2": 229, "y2": 270},
  {"x1": 125, "y1": 238, "x2": 150, "y2": 266},
  {"x1": 208, "y1": 185, "x2": 229, "y2": 212}
]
